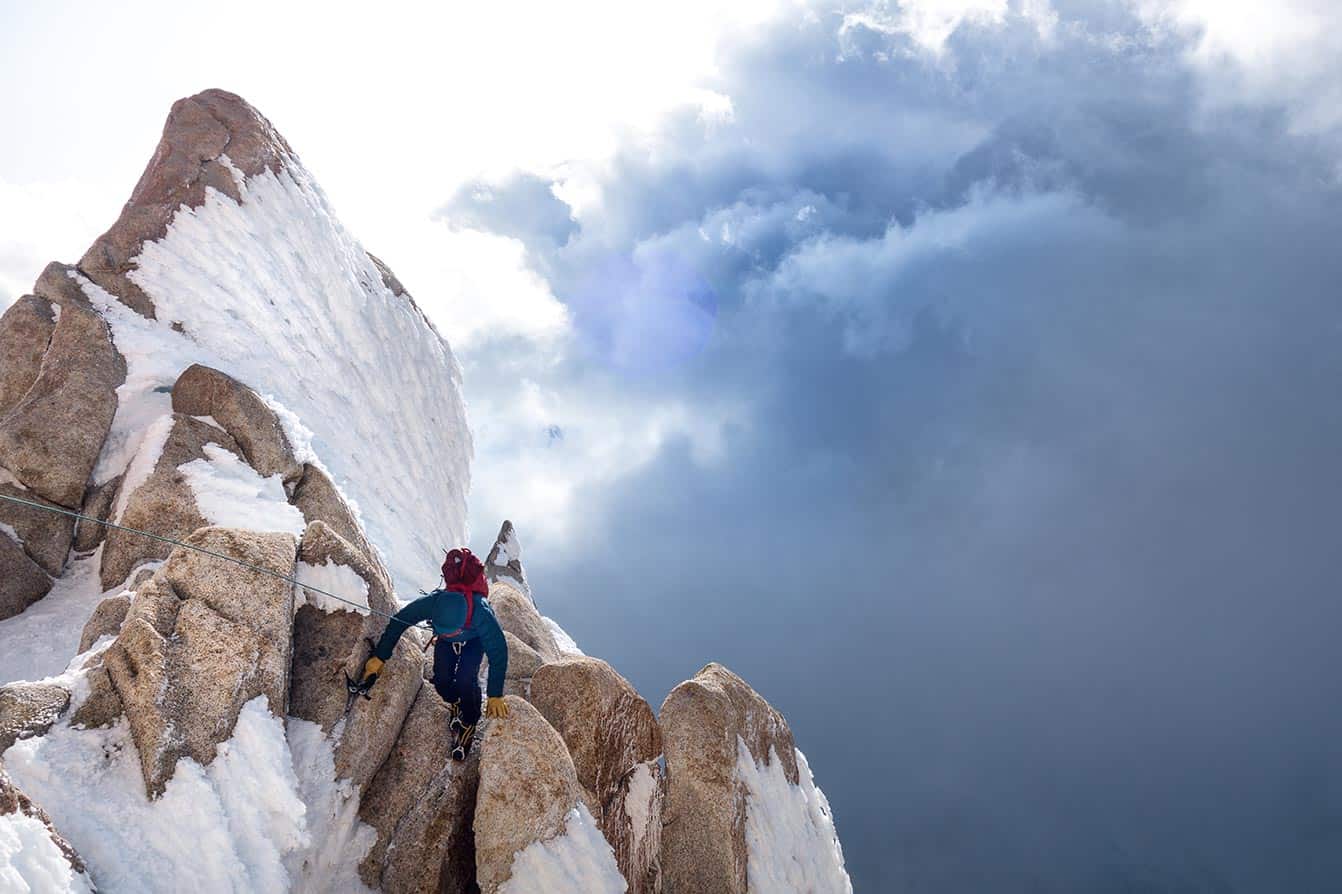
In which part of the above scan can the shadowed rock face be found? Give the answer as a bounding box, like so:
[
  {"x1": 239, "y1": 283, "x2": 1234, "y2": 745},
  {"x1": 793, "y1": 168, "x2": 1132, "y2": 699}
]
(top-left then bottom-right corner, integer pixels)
[
  {"x1": 291, "y1": 463, "x2": 379, "y2": 566},
  {"x1": 0, "y1": 483, "x2": 74, "y2": 577},
  {"x1": 531, "y1": 656, "x2": 665, "y2": 894},
  {"x1": 474, "y1": 695, "x2": 585, "y2": 894},
  {"x1": 78, "y1": 592, "x2": 132, "y2": 654},
  {"x1": 73, "y1": 474, "x2": 120, "y2": 553},
  {"x1": 288, "y1": 520, "x2": 424, "y2": 790},
  {"x1": 0, "y1": 296, "x2": 56, "y2": 418},
  {"x1": 0, "y1": 529, "x2": 50, "y2": 621},
  {"x1": 171, "y1": 363, "x2": 303, "y2": 486},
  {"x1": 103, "y1": 528, "x2": 297, "y2": 797},
  {"x1": 659, "y1": 663, "x2": 799, "y2": 894},
  {"x1": 78, "y1": 88, "x2": 294, "y2": 319},
  {"x1": 0, "y1": 298, "x2": 123, "y2": 511},
  {"x1": 359, "y1": 684, "x2": 481, "y2": 894}
]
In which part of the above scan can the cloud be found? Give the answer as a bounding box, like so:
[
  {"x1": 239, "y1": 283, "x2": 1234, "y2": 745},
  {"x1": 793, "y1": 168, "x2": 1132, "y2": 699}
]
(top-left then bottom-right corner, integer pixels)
[
  {"x1": 440, "y1": 174, "x2": 579, "y2": 250},
  {"x1": 455, "y1": 2, "x2": 1342, "y2": 889}
]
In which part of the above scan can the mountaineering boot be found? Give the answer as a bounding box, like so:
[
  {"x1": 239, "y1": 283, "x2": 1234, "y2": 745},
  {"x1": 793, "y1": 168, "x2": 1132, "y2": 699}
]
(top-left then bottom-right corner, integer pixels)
[{"x1": 451, "y1": 721, "x2": 476, "y2": 761}]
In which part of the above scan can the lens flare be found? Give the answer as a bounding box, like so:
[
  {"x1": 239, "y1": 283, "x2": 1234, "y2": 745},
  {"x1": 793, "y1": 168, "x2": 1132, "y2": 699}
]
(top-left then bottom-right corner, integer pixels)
[{"x1": 566, "y1": 252, "x2": 718, "y2": 377}]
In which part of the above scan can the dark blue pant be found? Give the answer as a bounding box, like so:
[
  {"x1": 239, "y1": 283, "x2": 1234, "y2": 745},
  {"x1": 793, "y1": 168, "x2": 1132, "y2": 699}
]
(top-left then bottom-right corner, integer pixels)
[{"x1": 432, "y1": 637, "x2": 483, "y2": 727}]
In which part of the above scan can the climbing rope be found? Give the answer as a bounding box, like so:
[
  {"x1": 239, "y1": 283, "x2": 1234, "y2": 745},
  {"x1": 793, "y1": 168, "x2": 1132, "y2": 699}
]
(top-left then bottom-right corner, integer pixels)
[{"x1": 0, "y1": 490, "x2": 430, "y2": 632}]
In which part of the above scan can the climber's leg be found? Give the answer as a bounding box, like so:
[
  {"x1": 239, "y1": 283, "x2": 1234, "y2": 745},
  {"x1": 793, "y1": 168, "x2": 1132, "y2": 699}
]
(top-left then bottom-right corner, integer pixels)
[
  {"x1": 447, "y1": 638, "x2": 485, "y2": 760},
  {"x1": 432, "y1": 637, "x2": 462, "y2": 716},
  {"x1": 453, "y1": 638, "x2": 485, "y2": 728}
]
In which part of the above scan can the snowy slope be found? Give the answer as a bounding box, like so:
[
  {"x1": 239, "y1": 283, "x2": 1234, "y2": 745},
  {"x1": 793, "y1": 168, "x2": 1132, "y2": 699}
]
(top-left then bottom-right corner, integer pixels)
[{"x1": 90, "y1": 156, "x2": 470, "y2": 598}]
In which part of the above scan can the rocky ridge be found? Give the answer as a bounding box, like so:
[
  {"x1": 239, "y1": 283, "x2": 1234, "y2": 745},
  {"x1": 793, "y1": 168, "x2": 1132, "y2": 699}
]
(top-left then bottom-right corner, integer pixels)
[{"x1": 0, "y1": 89, "x2": 849, "y2": 893}]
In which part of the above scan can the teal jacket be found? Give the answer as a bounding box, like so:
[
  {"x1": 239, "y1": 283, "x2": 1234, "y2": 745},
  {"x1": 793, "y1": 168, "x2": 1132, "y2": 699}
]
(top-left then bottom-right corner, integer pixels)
[{"x1": 372, "y1": 589, "x2": 509, "y2": 697}]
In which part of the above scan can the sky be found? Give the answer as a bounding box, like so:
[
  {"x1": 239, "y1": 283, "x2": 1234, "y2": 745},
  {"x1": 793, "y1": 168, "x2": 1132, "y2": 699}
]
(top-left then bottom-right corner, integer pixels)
[{"x1": 4, "y1": 1, "x2": 1342, "y2": 890}]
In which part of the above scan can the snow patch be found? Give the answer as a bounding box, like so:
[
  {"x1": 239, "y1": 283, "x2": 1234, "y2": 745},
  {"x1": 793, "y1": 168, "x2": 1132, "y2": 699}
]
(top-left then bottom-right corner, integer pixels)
[
  {"x1": 283, "y1": 717, "x2": 376, "y2": 893},
  {"x1": 179, "y1": 444, "x2": 306, "y2": 536},
  {"x1": 260, "y1": 395, "x2": 320, "y2": 469},
  {"x1": 294, "y1": 561, "x2": 370, "y2": 615},
  {"x1": 493, "y1": 526, "x2": 522, "y2": 566},
  {"x1": 543, "y1": 616, "x2": 584, "y2": 656},
  {"x1": 499, "y1": 803, "x2": 626, "y2": 894},
  {"x1": 624, "y1": 759, "x2": 658, "y2": 853},
  {"x1": 108, "y1": 413, "x2": 174, "y2": 523},
  {"x1": 79, "y1": 278, "x2": 187, "y2": 488},
  {"x1": 735, "y1": 740, "x2": 852, "y2": 894},
  {"x1": 0, "y1": 554, "x2": 108, "y2": 685},
  {"x1": 0, "y1": 811, "x2": 93, "y2": 894},
  {"x1": 3, "y1": 697, "x2": 310, "y2": 893},
  {"x1": 0, "y1": 522, "x2": 20, "y2": 547}
]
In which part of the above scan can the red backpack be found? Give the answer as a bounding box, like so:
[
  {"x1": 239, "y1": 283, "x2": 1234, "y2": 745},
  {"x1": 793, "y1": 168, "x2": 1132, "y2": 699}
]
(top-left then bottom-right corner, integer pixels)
[
  {"x1": 424, "y1": 548, "x2": 488, "y2": 650},
  {"x1": 442, "y1": 547, "x2": 487, "y2": 593}
]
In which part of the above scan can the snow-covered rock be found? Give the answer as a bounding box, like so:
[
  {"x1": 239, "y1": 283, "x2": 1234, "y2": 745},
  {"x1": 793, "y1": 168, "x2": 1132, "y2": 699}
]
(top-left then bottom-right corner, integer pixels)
[
  {"x1": 171, "y1": 363, "x2": 304, "y2": 486},
  {"x1": 499, "y1": 803, "x2": 626, "y2": 894},
  {"x1": 485, "y1": 519, "x2": 530, "y2": 598},
  {"x1": 296, "y1": 520, "x2": 394, "y2": 616},
  {"x1": 98, "y1": 413, "x2": 242, "y2": 589},
  {"x1": 658, "y1": 662, "x2": 851, "y2": 894},
  {"x1": 735, "y1": 743, "x2": 851, "y2": 894},
  {"x1": 6, "y1": 697, "x2": 310, "y2": 893},
  {"x1": 474, "y1": 695, "x2": 590, "y2": 893},
  {"x1": 91, "y1": 88, "x2": 470, "y2": 598},
  {"x1": 103, "y1": 528, "x2": 298, "y2": 796},
  {"x1": 530, "y1": 657, "x2": 664, "y2": 894},
  {"x1": 78, "y1": 89, "x2": 291, "y2": 319}
]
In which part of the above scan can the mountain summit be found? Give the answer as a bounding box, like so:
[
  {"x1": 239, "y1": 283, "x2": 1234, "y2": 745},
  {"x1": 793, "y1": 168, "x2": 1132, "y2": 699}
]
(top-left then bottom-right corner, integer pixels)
[{"x1": 0, "y1": 89, "x2": 849, "y2": 893}]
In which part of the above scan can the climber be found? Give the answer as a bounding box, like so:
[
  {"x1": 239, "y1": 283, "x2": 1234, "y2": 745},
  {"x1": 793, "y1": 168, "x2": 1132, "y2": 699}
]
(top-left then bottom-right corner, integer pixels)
[{"x1": 356, "y1": 547, "x2": 509, "y2": 760}]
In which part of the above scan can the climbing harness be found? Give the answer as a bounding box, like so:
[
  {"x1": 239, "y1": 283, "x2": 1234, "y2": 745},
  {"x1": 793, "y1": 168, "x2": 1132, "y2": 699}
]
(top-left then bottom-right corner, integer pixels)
[{"x1": 0, "y1": 491, "x2": 433, "y2": 633}]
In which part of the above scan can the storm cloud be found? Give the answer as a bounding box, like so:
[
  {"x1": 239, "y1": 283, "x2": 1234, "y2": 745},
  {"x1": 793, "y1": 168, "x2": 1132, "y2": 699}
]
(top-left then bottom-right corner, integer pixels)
[{"x1": 448, "y1": 4, "x2": 1342, "y2": 890}]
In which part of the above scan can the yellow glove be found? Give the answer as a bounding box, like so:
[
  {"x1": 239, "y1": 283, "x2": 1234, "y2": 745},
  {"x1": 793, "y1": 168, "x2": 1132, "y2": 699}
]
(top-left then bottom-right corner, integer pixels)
[
  {"x1": 361, "y1": 656, "x2": 384, "y2": 682},
  {"x1": 485, "y1": 697, "x2": 510, "y2": 720}
]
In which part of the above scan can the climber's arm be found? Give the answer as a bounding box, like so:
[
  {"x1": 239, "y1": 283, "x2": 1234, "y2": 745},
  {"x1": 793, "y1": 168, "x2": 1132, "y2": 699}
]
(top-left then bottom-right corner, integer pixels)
[
  {"x1": 479, "y1": 611, "x2": 509, "y2": 699},
  {"x1": 372, "y1": 594, "x2": 435, "y2": 662}
]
